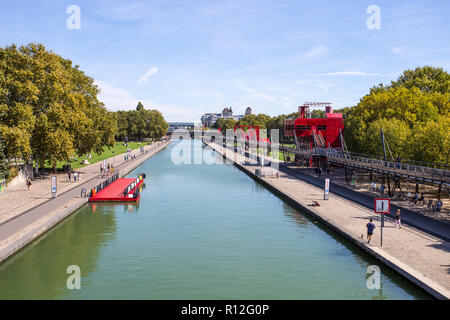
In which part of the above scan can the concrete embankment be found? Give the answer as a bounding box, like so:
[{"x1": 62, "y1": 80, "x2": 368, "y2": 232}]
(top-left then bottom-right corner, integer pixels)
[
  {"x1": 203, "y1": 140, "x2": 450, "y2": 300},
  {"x1": 0, "y1": 140, "x2": 171, "y2": 264}
]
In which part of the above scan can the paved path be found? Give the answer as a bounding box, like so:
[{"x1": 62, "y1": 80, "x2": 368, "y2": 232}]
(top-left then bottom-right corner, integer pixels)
[
  {"x1": 280, "y1": 165, "x2": 450, "y2": 242},
  {"x1": 206, "y1": 141, "x2": 450, "y2": 299},
  {"x1": 0, "y1": 141, "x2": 171, "y2": 259},
  {"x1": 0, "y1": 143, "x2": 154, "y2": 224}
]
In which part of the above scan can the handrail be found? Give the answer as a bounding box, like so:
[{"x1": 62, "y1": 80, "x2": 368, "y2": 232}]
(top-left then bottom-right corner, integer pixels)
[
  {"x1": 276, "y1": 144, "x2": 450, "y2": 183},
  {"x1": 122, "y1": 175, "x2": 143, "y2": 198},
  {"x1": 89, "y1": 173, "x2": 119, "y2": 197}
]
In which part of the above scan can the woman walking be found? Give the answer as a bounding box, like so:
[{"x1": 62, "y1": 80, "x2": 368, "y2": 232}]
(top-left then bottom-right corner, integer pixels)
[
  {"x1": 26, "y1": 177, "x2": 32, "y2": 191},
  {"x1": 395, "y1": 209, "x2": 402, "y2": 229}
]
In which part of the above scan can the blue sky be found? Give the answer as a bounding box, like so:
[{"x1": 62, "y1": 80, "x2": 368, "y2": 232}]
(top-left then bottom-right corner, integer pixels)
[{"x1": 0, "y1": 0, "x2": 449, "y2": 121}]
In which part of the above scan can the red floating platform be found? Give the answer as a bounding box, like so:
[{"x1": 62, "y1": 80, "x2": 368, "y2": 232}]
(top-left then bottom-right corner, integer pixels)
[{"x1": 89, "y1": 176, "x2": 144, "y2": 202}]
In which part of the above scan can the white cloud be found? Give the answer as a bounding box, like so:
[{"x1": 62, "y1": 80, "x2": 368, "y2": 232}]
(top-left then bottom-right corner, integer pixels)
[
  {"x1": 138, "y1": 66, "x2": 159, "y2": 83},
  {"x1": 303, "y1": 45, "x2": 328, "y2": 58},
  {"x1": 322, "y1": 71, "x2": 381, "y2": 76},
  {"x1": 236, "y1": 79, "x2": 280, "y2": 105},
  {"x1": 392, "y1": 47, "x2": 404, "y2": 55},
  {"x1": 95, "y1": 80, "x2": 194, "y2": 121}
]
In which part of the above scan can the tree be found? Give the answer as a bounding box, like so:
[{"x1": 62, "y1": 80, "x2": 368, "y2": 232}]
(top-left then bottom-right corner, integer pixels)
[
  {"x1": 340, "y1": 66, "x2": 449, "y2": 164},
  {"x1": 146, "y1": 109, "x2": 168, "y2": 140},
  {"x1": 136, "y1": 101, "x2": 144, "y2": 111},
  {"x1": 0, "y1": 43, "x2": 117, "y2": 171},
  {"x1": 360, "y1": 118, "x2": 412, "y2": 159},
  {"x1": 0, "y1": 133, "x2": 8, "y2": 181},
  {"x1": 213, "y1": 118, "x2": 236, "y2": 132},
  {"x1": 114, "y1": 103, "x2": 168, "y2": 141},
  {"x1": 236, "y1": 113, "x2": 271, "y2": 128},
  {"x1": 391, "y1": 66, "x2": 450, "y2": 94},
  {"x1": 412, "y1": 116, "x2": 450, "y2": 164}
]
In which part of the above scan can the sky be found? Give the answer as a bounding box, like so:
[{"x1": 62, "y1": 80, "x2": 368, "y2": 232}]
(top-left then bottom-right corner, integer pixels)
[{"x1": 0, "y1": 0, "x2": 449, "y2": 122}]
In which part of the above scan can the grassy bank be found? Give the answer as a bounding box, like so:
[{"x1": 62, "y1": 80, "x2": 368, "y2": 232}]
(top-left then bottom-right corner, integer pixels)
[{"x1": 43, "y1": 141, "x2": 146, "y2": 171}]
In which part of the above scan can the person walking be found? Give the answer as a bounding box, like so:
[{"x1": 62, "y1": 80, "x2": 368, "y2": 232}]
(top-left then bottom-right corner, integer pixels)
[
  {"x1": 395, "y1": 209, "x2": 401, "y2": 228},
  {"x1": 68, "y1": 171, "x2": 71, "y2": 182},
  {"x1": 366, "y1": 218, "x2": 376, "y2": 244},
  {"x1": 26, "y1": 177, "x2": 32, "y2": 191}
]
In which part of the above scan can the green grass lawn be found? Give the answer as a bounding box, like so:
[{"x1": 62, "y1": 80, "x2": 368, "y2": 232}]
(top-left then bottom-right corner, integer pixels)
[{"x1": 42, "y1": 141, "x2": 147, "y2": 171}]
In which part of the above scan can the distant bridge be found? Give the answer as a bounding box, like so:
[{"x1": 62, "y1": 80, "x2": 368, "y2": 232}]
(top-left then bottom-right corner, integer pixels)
[{"x1": 167, "y1": 122, "x2": 197, "y2": 129}]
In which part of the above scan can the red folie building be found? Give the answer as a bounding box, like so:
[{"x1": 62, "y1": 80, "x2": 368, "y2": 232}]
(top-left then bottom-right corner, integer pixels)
[{"x1": 284, "y1": 103, "x2": 344, "y2": 167}]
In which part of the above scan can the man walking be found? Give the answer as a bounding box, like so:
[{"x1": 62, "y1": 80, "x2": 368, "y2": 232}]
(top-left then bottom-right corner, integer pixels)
[{"x1": 366, "y1": 218, "x2": 376, "y2": 244}]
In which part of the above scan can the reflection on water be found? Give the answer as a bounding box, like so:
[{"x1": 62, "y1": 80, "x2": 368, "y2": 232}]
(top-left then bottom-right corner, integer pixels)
[
  {"x1": 0, "y1": 205, "x2": 117, "y2": 299},
  {"x1": 0, "y1": 140, "x2": 431, "y2": 299}
]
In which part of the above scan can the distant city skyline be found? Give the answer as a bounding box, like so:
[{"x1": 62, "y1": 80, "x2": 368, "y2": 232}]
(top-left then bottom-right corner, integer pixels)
[{"x1": 0, "y1": 0, "x2": 448, "y2": 121}]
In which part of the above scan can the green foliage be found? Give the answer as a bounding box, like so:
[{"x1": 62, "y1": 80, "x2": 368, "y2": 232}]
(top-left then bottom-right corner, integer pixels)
[
  {"x1": 341, "y1": 66, "x2": 449, "y2": 164},
  {"x1": 0, "y1": 43, "x2": 117, "y2": 170},
  {"x1": 213, "y1": 118, "x2": 236, "y2": 131},
  {"x1": 236, "y1": 113, "x2": 272, "y2": 128},
  {"x1": 311, "y1": 109, "x2": 326, "y2": 119},
  {"x1": 0, "y1": 133, "x2": 8, "y2": 180},
  {"x1": 114, "y1": 103, "x2": 168, "y2": 141},
  {"x1": 136, "y1": 101, "x2": 144, "y2": 111},
  {"x1": 391, "y1": 66, "x2": 450, "y2": 94},
  {"x1": 412, "y1": 115, "x2": 450, "y2": 164}
]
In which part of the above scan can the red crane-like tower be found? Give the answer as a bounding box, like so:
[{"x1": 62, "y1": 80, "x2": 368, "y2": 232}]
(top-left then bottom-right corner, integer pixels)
[{"x1": 284, "y1": 102, "x2": 344, "y2": 167}]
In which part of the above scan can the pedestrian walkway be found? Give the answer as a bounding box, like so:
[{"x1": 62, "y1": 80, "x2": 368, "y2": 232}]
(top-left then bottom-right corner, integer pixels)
[
  {"x1": 0, "y1": 143, "x2": 152, "y2": 225},
  {"x1": 0, "y1": 140, "x2": 171, "y2": 262},
  {"x1": 206, "y1": 141, "x2": 450, "y2": 299}
]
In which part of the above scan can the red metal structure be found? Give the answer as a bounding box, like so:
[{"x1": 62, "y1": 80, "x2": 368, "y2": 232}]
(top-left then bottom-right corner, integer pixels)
[
  {"x1": 234, "y1": 125, "x2": 260, "y2": 141},
  {"x1": 284, "y1": 102, "x2": 344, "y2": 167}
]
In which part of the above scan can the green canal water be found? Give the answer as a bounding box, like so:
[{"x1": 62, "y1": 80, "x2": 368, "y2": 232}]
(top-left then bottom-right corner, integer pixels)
[{"x1": 0, "y1": 140, "x2": 430, "y2": 299}]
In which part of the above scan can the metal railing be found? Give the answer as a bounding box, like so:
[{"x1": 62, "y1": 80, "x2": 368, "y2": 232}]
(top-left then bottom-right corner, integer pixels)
[
  {"x1": 122, "y1": 175, "x2": 144, "y2": 198},
  {"x1": 276, "y1": 144, "x2": 450, "y2": 186},
  {"x1": 89, "y1": 173, "x2": 119, "y2": 197}
]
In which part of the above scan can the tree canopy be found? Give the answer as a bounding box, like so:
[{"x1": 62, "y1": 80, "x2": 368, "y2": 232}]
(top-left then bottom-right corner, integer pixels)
[
  {"x1": 115, "y1": 102, "x2": 168, "y2": 141},
  {"x1": 341, "y1": 66, "x2": 449, "y2": 164},
  {"x1": 0, "y1": 134, "x2": 8, "y2": 181},
  {"x1": 0, "y1": 43, "x2": 117, "y2": 170}
]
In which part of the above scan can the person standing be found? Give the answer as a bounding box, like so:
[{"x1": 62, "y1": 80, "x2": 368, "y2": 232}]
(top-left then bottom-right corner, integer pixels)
[
  {"x1": 395, "y1": 209, "x2": 401, "y2": 229},
  {"x1": 366, "y1": 218, "x2": 376, "y2": 244},
  {"x1": 68, "y1": 171, "x2": 71, "y2": 182}
]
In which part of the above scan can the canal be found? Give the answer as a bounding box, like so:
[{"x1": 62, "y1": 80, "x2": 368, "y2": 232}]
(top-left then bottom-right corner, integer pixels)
[{"x1": 0, "y1": 140, "x2": 430, "y2": 299}]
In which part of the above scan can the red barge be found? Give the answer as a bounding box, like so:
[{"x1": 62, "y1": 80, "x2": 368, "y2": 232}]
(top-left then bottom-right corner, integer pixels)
[{"x1": 89, "y1": 174, "x2": 145, "y2": 202}]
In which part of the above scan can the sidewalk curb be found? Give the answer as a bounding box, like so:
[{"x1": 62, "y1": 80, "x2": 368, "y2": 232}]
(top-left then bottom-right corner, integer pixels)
[
  {"x1": 0, "y1": 143, "x2": 163, "y2": 227},
  {"x1": 0, "y1": 140, "x2": 171, "y2": 264},
  {"x1": 205, "y1": 140, "x2": 450, "y2": 300}
]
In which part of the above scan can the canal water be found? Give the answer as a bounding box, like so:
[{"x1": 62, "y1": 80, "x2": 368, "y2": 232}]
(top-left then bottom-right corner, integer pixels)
[{"x1": 0, "y1": 140, "x2": 430, "y2": 299}]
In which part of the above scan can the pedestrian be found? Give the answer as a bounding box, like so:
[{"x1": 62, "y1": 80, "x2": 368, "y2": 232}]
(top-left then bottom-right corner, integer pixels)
[
  {"x1": 79, "y1": 172, "x2": 82, "y2": 181},
  {"x1": 68, "y1": 171, "x2": 71, "y2": 182},
  {"x1": 366, "y1": 218, "x2": 376, "y2": 244},
  {"x1": 74, "y1": 172, "x2": 77, "y2": 182},
  {"x1": 26, "y1": 177, "x2": 32, "y2": 191},
  {"x1": 395, "y1": 209, "x2": 401, "y2": 229}
]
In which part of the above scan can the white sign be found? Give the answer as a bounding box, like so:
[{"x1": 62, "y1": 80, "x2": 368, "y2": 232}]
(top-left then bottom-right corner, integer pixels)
[
  {"x1": 324, "y1": 178, "x2": 330, "y2": 200},
  {"x1": 51, "y1": 176, "x2": 57, "y2": 198},
  {"x1": 375, "y1": 198, "x2": 390, "y2": 213}
]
